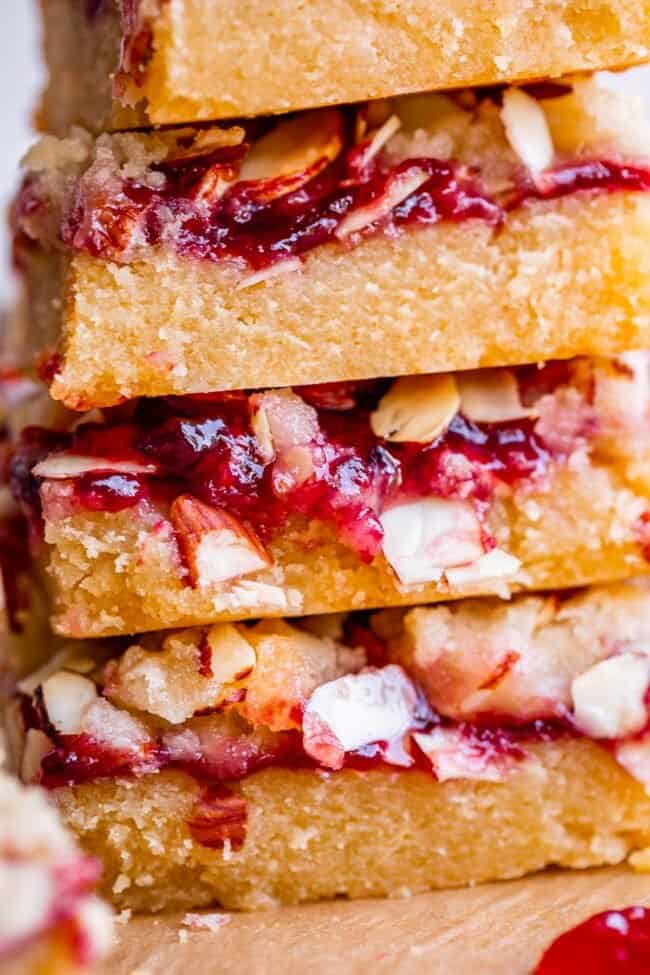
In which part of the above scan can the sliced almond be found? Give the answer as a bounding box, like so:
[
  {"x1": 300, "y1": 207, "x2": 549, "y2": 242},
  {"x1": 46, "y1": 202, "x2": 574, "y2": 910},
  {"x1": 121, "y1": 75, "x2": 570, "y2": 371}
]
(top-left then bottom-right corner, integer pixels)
[
  {"x1": 236, "y1": 257, "x2": 301, "y2": 292},
  {"x1": 355, "y1": 114, "x2": 401, "y2": 170},
  {"x1": 33, "y1": 454, "x2": 157, "y2": 479},
  {"x1": 380, "y1": 498, "x2": 485, "y2": 586},
  {"x1": 395, "y1": 91, "x2": 466, "y2": 133},
  {"x1": 41, "y1": 671, "x2": 99, "y2": 734},
  {"x1": 336, "y1": 165, "x2": 431, "y2": 239},
  {"x1": 371, "y1": 374, "x2": 460, "y2": 443},
  {"x1": 250, "y1": 404, "x2": 275, "y2": 462},
  {"x1": 20, "y1": 729, "x2": 54, "y2": 784},
  {"x1": 500, "y1": 87, "x2": 554, "y2": 174},
  {"x1": 166, "y1": 125, "x2": 246, "y2": 162},
  {"x1": 458, "y1": 369, "x2": 532, "y2": 424},
  {"x1": 170, "y1": 495, "x2": 271, "y2": 589},
  {"x1": 239, "y1": 108, "x2": 343, "y2": 198}
]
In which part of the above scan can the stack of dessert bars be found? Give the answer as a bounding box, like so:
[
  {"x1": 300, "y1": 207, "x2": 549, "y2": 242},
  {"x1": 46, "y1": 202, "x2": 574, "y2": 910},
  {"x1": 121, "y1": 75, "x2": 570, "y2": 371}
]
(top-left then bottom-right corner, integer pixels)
[{"x1": 5, "y1": 0, "x2": 650, "y2": 921}]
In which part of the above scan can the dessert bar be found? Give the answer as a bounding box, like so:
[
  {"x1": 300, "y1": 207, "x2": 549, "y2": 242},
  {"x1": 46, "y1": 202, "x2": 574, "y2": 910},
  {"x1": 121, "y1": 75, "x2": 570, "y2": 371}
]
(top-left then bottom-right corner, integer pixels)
[
  {"x1": 11, "y1": 582, "x2": 650, "y2": 911},
  {"x1": 0, "y1": 771, "x2": 113, "y2": 973},
  {"x1": 15, "y1": 79, "x2": 650, "y2": 407},
  {"x1": 40, "y1": 0, "x2": 650, "y2": 132},
  {"x1": 11, "y1": 354, "x2": 650, "y2": 637}
]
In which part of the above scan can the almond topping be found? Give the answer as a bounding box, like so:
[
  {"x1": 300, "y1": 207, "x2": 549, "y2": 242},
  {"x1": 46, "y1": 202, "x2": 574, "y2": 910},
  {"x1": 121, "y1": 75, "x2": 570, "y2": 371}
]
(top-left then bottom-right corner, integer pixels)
[
  {"x1": 170, "y1": 495, "x2": 271, "y2": 588},
  {"x1": 370, "y1": 374, "x2": 460, "y2": 443},
  {"x1": 236, "y1": 257, "x2": 301, "y2": 292},
  {"x1": 41, "y1": 671, "x2": 99, "y2": 734},
  {"x1": 380, "y1": 498, "x2": 485, "y2": 586},
  {"x1": 500, "y1": 87, "x2": 554, "y2": 174},
  {"x1": 32, "y1": 454, "x2": 157, "y2": 479},
  {"x1": 239, "y1": 108, "x2": 343, "y2": 195},
  {"x1": 336, "y1": 166, "x2": 430, "y2": 239},
  {"x1": 458, "y1": 369, "x2": 532, "y2": 424},
  {"x1": 205, "y1": 624, "x2": 257, "y2": 685},
  {"x1": 356, "y1": 114, "x2": 401, "y2": 169}
]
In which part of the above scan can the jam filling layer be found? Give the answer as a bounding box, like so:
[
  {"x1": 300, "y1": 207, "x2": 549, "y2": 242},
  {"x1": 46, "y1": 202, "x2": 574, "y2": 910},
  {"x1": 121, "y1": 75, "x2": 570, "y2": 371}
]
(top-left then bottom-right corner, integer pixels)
[
  {"x1": 11, "y1": 365, "x2": 577, "y2": 566},
  {"x1": 15, "y1": 83, "x2": 650, "y2": 274}
]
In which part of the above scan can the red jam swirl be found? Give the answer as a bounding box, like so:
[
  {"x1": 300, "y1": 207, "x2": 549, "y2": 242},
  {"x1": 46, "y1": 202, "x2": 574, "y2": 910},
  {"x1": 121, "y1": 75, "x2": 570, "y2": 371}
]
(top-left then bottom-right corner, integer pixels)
[
  {"x1": 10, "y1": 374, "x2": 562, "y2": 562},
  {"x1": 26, "y1": 90, "x2": 647, "y2": 273},
  {"x1": 535, "y1": 907, "x2": 650, "y2": 974}
]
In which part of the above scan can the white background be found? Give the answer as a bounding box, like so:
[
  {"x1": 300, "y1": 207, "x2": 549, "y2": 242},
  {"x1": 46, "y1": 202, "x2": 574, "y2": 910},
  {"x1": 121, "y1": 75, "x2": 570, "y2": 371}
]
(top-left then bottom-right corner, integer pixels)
[{"x1": 0, "y1": 4, "x2": 648, "y2": 296}]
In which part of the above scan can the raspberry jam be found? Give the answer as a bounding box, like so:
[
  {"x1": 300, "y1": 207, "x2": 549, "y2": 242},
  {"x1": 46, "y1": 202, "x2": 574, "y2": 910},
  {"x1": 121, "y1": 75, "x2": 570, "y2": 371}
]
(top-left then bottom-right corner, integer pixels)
[
  {"x1": 11, "y1": 373, "x2": 562, "y2": 562},
  {"x1": 535, "y1": 907, "x2": 650, "y2": 974},
  {"x1": 21, "y1": 80, "x2": 648, "y2": 275}
]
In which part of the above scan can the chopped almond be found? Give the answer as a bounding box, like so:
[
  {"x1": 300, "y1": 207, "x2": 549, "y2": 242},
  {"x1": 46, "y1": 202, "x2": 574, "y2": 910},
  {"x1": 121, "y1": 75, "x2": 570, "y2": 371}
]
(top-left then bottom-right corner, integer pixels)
[
  {"x1": 41, "y1": 671, "x2": 99, "y2": 734},
  {"x1": 170, "y1": 495, "x2": 271, "y2": 589},
  {"x1": 413, "y1": 727, "x2": 515, "y2": 782},
  {"x1": 20, "y1": 729, "x2": 54, "y2": 784},
  {"x1": 444, "y1": 548, "x2": 521, "y2": 590},
  {"x1": 205, "y1": 624, "x2": 257, "y2": 685},
  {"x1": 457, "y1": 369, "x2": 532, "y2": 424},
  {"x1": 370, "y1": 373, "x2": 460, "y2": 443}
]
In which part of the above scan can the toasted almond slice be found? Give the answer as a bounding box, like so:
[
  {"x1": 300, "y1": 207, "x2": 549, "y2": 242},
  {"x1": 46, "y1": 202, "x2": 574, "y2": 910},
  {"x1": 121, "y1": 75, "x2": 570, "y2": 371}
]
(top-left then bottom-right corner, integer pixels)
[
  {"x1": 20, "y1": 729, "x2": 54, "y2": 784},
  {"x1": 371, "y1": 374, "x2": 460, "y2": 443},
  {"x1": 444, "y1": 548, "x2": 521, "y2": 590},
  {"x1": 395, "y1": 91, "x2": 466, "y2": 133},
  {"x1": 380, "y1": 498, "x2": 485, "y2": 586},
  {"x1": 170, "y1": 495, "x2": 272, "y2": 589},
  {"x1": 205, "y1": 624, "x2": 257, "y2": 685},
  {"x1": 239, "y1": 108, "x2": 343, "y2": 190},
  {"x1": 571, "y1": 653, "x2": 650, "y2": 739},
  {"x1": 336, "y1": 166, "x2": 430, "y2": 239},
  {"x1": 32, "y1": 454, "x2": 157, "y2": 479},
  {"x1": 41, "y1": 671, "x2": 99, "y2": 734},
  {"x1": 250, "y1": 403, "x2": 275, "y2": 462},
  {"x1": 356, "y1": 114, "x2": 401, "y2": 169},
  {"x1": 457, "y1": 369, "x2": 532, "y2": 424},
  {"x1": 500, "y1": 88, "x2": 554, "y2": 174},
  {"x1": 166, "y1": 126, "x2": 246, "y2": 162},
  {"x1": 236, "y1": 257, "x2": 301, "y2": 292}
]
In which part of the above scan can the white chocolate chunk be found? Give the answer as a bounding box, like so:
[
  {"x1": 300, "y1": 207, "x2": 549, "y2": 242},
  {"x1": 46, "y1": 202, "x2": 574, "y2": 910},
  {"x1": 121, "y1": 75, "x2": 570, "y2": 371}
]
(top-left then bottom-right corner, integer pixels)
[
  {"x1": 571, "y1": 653, "x2": 650, "y2": 739},
  {"x1": 380, "y1": 498, "x2": 485, "y2": 585}
]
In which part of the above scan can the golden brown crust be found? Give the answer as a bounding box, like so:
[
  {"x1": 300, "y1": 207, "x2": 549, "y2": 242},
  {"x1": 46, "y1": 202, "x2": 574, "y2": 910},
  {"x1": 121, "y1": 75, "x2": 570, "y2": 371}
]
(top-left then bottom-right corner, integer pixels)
[
  {"x1": 54, "y1": 743, "x2": 650, "y2": 912},
  {"x1": 40, "y1": 0, "x2": 650, "y2": 132},
  {"x1": 40, "y1": 462, "x2": 650, "y2": 637}
]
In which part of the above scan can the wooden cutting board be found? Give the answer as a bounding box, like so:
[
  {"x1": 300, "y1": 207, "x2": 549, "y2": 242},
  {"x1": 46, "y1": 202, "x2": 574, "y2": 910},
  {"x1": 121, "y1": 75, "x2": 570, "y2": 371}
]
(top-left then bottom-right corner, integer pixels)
[{"x1": 102, "y1": 866, "x2": 650, "y2": 974}]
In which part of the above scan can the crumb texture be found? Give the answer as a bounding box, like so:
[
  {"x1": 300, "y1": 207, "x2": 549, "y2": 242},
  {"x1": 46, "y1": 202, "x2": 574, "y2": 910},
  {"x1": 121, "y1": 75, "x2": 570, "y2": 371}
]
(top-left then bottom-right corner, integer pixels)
[
  {"x1": 40, "y1": 0, "x2": 650, "y2": 131},
  {"x1": 55, "y1": 742, "x2": 650, "y2": 912},
  {"x1": 43, "y1": 462, "x2": 650, "y2": 637}
]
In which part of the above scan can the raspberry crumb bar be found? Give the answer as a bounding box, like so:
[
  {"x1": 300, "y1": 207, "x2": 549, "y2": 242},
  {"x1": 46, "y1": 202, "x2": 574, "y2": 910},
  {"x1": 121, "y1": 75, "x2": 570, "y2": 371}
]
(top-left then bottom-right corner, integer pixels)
[
  {"x1": 0, "y1": 771, "x2": 113, "y2": 973},
  {"x1": 15, "y1": 79, "x2": 650, "y2": 408},
  {"x1": 11, "y1": 354, "x2": 650, "y2": 637},
  {"x1": 11, "y1": 582, "x2": 650, "y2": 911},
  {"x1": 40, "y1": 0, "x2": 650, "y2": 133}
]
